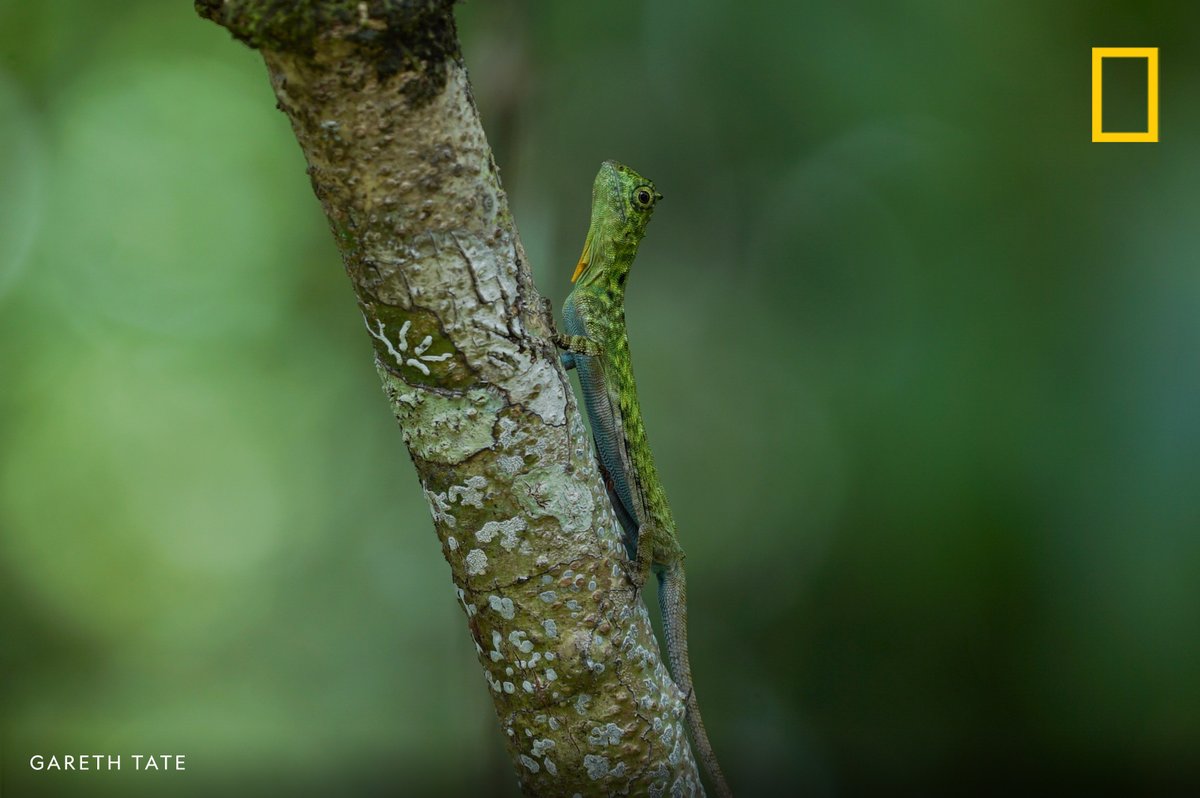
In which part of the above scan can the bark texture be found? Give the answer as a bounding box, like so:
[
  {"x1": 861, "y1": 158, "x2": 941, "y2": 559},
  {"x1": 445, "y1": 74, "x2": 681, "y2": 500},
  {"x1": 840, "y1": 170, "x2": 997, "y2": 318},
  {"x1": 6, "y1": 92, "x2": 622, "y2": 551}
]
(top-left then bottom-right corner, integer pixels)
[{"x1": 197, "y1": 1, "x2": 705, "y2": 795}]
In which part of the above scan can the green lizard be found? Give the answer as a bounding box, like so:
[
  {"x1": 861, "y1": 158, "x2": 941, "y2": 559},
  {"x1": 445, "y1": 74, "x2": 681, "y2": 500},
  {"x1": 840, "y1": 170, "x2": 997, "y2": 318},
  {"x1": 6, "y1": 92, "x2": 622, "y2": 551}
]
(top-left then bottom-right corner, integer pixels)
[{"x1": 554, "y1": 160, "x2": 733, "y2": 797}]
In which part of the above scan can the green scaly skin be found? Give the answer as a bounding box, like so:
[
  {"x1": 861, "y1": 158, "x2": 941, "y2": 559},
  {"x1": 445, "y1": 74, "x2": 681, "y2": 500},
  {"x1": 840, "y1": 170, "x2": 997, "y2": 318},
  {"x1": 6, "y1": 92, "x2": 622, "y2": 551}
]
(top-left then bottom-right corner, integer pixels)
[{"x1": 555, "y1": 161, "x2": 733, "y2": 798}]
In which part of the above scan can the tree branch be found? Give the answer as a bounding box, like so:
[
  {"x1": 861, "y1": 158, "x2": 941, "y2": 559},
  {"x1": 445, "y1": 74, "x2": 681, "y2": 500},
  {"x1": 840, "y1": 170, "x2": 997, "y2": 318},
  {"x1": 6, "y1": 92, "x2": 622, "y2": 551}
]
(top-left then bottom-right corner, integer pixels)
[{"x1": 197, "y1": 1, "x2": 705, "y2": 794}]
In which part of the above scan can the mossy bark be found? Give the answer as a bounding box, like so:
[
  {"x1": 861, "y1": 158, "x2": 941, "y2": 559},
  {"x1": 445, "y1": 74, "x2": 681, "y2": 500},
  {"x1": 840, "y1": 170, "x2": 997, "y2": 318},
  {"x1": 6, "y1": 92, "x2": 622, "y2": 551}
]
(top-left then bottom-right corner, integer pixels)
[{"x1": 197, "y1": 1, "x2": 704, "y2": 794}]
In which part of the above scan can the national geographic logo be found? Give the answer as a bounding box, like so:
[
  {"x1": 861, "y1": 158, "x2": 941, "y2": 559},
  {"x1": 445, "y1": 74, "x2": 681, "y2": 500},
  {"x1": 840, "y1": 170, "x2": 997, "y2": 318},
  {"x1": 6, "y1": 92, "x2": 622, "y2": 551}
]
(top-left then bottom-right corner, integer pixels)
[{"x1": 1092, "y1": 47, "x2": 1159, "y2": 143}]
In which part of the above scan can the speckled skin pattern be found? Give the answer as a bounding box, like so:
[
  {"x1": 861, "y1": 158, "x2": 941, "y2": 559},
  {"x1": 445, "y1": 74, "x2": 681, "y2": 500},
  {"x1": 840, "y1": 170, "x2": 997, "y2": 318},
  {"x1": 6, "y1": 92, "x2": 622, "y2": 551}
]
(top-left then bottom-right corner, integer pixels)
[{"x1": 558, "y1": 162, "x2": 733, "y2": 798}]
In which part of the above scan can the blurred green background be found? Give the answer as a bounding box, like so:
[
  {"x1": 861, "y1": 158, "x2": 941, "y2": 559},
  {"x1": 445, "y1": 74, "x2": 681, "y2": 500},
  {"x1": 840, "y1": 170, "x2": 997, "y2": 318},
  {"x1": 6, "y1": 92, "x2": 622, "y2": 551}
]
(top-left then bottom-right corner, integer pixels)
[{"x1": 2, "y1": 1, "x2": 1198, "y2": 796}]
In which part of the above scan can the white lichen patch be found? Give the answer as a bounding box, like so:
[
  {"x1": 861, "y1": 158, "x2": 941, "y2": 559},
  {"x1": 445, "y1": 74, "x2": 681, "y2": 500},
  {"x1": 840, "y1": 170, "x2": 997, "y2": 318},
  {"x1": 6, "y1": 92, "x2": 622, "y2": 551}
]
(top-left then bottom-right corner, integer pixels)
[
  {"x1": 497, "y1": 454, "x2": 525, "y2": 474},
  {"x1": 514, "y1": 468, "x2": 594, "y2": 534},
  {"x1": 519, "y1": 754, "x2": 539, "y2": 773},
  {"x1": 488, "y1": 594, "x2": 516, "y2": 620},
  {"x1": 503, "y1": 354, "x2": 567, "y2": 426},
  {"x1": 587, "y1": 722, "x2": 624, "y2": 747},
  {"x1": 365, "y1": 316, "x2": 454, "y2": 376},
  {"x1": 455, "y1": 587, "x2": 477, "y2": 618},
  {"x1": 494, "y1": 409, "x2": 570, "y2": 475},
  {"x1": 542, "y1": 619, "x2": 557, "y2": 638},
  {"x1": 378, "y1": 367, "x2": 502, "y2": 465},
  {"x1": 448, "y1": 475, "x2": 489, "y2": 508},
  {"x1": 583, "y1": 754, "x2": 611, "y2": 780},
  {"x1": 424, "y1": 487, "x2": 457, "y2": 528},
  {"x1": 476, "y1": 516, "x2": 527, "y2": 551},
  {"x1": 658, "y1": 718, "x2": 680, "y2": 752},
  {"x1": 464, "y1": 548, "x2": 488, "y2": 575},
  {"x1": 508, "y1": 630, "x2": 534, "y2": 654},
  {"x1": 497, "y1": 416, "x2": 520, "y2": 448},
  {"x1": 667, "y1": 731, "x2": 685, "y2": 766}
]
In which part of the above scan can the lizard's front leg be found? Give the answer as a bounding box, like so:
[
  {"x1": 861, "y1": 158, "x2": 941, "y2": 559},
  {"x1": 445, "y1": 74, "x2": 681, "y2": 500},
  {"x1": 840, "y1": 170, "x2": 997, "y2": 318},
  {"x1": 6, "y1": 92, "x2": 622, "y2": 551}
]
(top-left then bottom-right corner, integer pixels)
[{"x1": 553, "y1": 332, "x2": 603, "y2": 359}]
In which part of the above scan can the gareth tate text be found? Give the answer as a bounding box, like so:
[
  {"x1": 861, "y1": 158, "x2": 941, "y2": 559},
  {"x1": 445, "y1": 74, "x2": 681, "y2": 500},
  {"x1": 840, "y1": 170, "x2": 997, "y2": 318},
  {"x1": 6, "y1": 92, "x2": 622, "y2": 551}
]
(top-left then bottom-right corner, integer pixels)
[{"x1": 29, "y1": 754, "x2": 186, "y2": 771}]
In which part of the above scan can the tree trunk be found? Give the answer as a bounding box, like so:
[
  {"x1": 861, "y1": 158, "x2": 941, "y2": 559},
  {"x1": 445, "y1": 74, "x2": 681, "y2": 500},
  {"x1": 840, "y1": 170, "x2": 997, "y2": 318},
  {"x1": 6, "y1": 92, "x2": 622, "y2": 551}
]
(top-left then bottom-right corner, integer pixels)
[{"x1": 195, "y1": 1, "x2": 705, "y2": 795}]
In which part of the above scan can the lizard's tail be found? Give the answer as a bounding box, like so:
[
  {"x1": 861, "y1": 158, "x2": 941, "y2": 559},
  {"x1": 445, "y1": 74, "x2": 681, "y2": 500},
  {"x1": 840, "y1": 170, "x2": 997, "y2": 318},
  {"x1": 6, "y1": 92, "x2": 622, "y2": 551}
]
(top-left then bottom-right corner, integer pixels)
[{"x1": 659, "y1": 564, "x2": 734, "y2": 798}]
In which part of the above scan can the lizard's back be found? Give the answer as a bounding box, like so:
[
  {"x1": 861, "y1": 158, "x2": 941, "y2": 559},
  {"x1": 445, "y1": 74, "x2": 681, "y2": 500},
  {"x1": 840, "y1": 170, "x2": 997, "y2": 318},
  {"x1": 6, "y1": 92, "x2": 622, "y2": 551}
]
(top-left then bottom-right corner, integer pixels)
[{"x1": 563, "y1": 288, "x2": 680, "y2": 564}]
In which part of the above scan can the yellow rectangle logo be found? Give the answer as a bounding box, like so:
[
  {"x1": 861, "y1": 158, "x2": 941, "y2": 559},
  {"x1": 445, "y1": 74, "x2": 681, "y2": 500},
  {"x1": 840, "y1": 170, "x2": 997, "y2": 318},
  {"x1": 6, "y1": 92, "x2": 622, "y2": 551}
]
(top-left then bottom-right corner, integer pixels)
[{"x1": 1092, "y1": 47, "x2": 1159, "y2": 142}]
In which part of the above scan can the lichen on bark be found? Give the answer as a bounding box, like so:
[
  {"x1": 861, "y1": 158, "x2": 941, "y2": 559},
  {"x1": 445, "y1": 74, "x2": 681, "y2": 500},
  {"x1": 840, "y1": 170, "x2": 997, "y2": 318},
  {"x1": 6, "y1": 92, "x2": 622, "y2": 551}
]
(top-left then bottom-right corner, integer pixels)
[{"x1": 197, "y1": 1, "x2": 705, "y2": 794}]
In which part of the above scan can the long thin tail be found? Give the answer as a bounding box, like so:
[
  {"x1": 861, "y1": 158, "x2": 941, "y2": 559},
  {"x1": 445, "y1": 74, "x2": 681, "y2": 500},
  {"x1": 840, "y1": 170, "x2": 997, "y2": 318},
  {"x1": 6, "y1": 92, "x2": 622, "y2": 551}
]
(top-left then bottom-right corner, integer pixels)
[{"x1": 659, "y1": 564, "x2": 733, "y2": 798}]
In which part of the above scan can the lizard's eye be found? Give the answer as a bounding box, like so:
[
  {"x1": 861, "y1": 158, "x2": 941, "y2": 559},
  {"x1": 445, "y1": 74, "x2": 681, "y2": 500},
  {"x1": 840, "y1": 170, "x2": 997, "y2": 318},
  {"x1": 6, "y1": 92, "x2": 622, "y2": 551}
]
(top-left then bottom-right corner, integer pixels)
[{"x1": 634, "y1": 187, "x2": 654, "y2": 208}]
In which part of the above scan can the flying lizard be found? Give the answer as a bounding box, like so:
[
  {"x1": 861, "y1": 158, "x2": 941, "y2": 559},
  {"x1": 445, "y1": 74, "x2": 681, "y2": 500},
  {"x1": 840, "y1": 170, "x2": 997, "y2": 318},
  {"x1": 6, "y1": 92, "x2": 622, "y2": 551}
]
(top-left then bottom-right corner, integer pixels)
[{"x1": 554, "y1": 161, "x2": 733, "y2": 797}]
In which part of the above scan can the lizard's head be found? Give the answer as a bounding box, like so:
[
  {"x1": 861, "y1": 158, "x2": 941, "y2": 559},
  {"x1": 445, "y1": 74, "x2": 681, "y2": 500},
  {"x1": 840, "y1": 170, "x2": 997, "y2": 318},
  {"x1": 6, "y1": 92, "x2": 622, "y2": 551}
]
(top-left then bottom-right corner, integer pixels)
[{"x1": 571, "y1": 160, "x2": 663, "y2": 283}]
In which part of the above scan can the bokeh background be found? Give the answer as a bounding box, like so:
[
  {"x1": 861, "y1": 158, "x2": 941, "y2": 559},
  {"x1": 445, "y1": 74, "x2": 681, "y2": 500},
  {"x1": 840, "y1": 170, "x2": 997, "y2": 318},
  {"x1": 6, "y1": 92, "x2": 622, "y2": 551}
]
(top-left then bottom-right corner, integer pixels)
[{"x1": 2, "y1": 1, "x2": 1198, "y2": 795}]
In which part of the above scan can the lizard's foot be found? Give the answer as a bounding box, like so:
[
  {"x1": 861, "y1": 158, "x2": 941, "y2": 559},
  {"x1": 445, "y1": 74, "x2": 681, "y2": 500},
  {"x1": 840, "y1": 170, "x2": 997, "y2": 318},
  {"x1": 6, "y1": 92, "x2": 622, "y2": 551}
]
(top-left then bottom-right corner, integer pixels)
[
  {"x1": 620, "y1": 525, "x2": 654, "y2": 594},
  {"x1": 618, "y1": 556, "x2": 647, "y2": 593},
  {"x1": 629, "y1": 563, "x2": 648, "y2": 592},
  {"x1": 632, "y1": 526, "x2": 654, "y2": 591}
]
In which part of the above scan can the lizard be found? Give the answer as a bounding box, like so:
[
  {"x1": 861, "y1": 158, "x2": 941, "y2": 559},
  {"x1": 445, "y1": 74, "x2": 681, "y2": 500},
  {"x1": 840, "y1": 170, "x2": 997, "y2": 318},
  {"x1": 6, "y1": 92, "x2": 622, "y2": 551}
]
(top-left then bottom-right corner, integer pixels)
[{"x1": 553, "y1": 160, "x2": 733, "y2": 798}]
